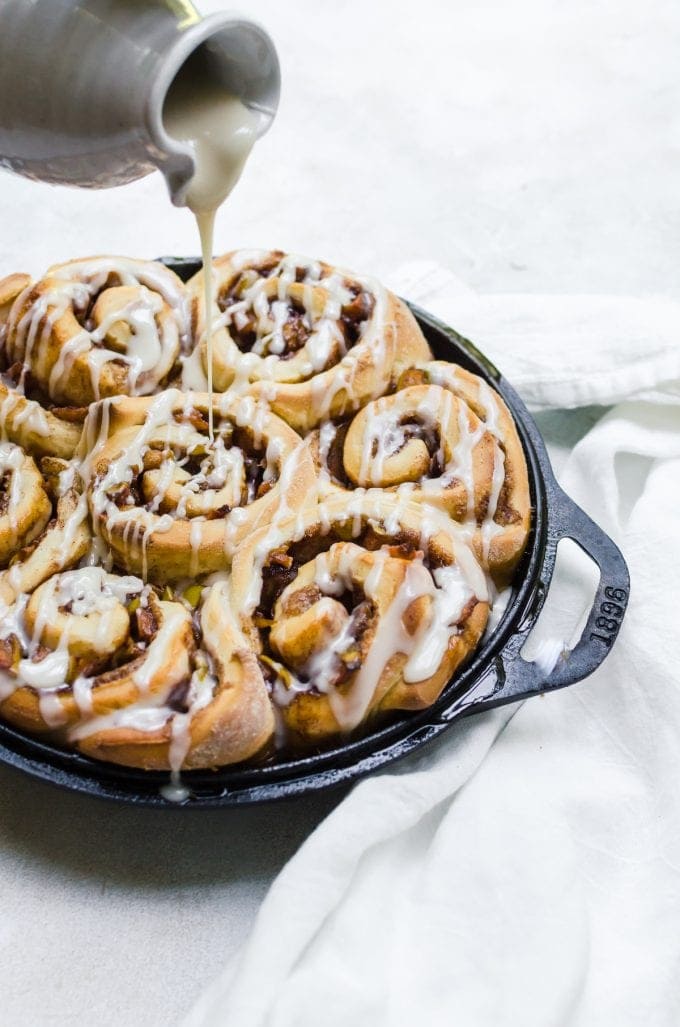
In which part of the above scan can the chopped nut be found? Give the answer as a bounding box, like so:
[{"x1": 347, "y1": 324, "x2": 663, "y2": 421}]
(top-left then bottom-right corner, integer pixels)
[
  {"x1": 383, "y1": 543, "x2": 419, "y2": 560},
  {"x1": 0, "y1": 635, "x2": 21, "y2": 672},
  {"x1": 252, "y1": 616, "x2": 274, "y2": 628},
  {"x1": 282, "y1": 585, "x2": 322, "y2": 617},
  {"x1": 258, "y1": 654, "x2": 293, "y2": 688},
  {"x1": 362, "y1": 524, "x2": 387, "y2": 551},
  {"x1": 395, "y1": 367, "x2": 428, "y2": 390},
  {"x1": 49, "y1": 405, "x2": 88, "y2": 424},
  {"x1": 135, "y1": 606, "x2": 158, "y2": 640},
  {"x1": 177, "y1": 408, "x2": 209, "y2": 432},
  {"x1": 268, "y1": 547, "x2": 294, "y2": 569},
  {"x1": 255, "y1": 480, "x2": 273, "y2": 500},
  {"x1": 338, "y1": 646, "x2": 362, "y2": 672},
  {"x1": 183, "y1": 584, "x2": 203, "y2": 609},
  {"x1": 341, "y1": 290, "x2": 374, "y2": 323},
  {"x1": 142, "y1": 449, "x2": 167, "y2": 471}
]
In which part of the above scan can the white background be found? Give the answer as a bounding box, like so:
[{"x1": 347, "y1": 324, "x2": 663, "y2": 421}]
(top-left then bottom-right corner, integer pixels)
[{"x1": 0, "y1": 0, "x2": 677, "y2": 1024}]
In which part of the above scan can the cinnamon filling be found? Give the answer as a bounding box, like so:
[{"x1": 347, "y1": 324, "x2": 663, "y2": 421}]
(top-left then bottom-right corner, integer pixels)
[
  {"x1": 164, "y1": 676, "x2": 194, "y2": 713},
  {"x1": 216, "y1": 267, "x2": 375, "y2": 362},
  {"x1": 340, "y1": 288, "x2": 374, "y2": 346},
  {"x1": 321, "y1": 421, "x2": 352, "y2": 487},
  {"x1": 229, "y1": 298, "x2": 312, "y2": 358},
  {"x1": 372, "y1": 416, "x2": 445, "y2": 478},
  {"x1": 0, "y1": 471, "x2": 11, "y2": 515},
  {"x1": 262, "y1": 570, "x2": 378, "y2": 693},
  {"x1": 74, "y1": 274, "x2": 120, "y2": 331},
  {"x1": 104, "y1": 421, "x2": 274, "y2": 519},
  {"x1": 255, "y1": 523, "x2": 432, "y2": 622}
]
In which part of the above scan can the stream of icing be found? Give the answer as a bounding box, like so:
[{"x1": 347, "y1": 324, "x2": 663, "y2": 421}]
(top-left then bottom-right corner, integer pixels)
[
  {"x1": 149, "y1": 62, "x2": 257, "y2": 798},
  {"x1": 163, "y1": 59, "x2": 259, "y2": 436}
]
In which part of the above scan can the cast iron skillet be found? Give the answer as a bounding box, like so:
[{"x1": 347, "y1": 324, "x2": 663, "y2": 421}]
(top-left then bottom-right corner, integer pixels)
[{"x1": 0, "y1": 257, "x2": 630, "y2": 806}]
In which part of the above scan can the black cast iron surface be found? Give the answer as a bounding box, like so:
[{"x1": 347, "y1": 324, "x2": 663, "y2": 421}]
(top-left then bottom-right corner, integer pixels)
[{"x1": 0, "y1": 257, "x2": 630, "y2": 806}]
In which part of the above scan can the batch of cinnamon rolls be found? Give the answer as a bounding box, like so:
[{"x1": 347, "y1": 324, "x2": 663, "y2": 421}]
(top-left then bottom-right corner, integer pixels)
[{"x1": 0, "y1": 250, "x2": 531, "y2": 777}]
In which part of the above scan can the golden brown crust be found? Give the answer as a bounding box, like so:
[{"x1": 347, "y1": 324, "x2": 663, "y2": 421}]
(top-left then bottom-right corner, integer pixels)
[
  {"x1": 229, "y1": 494, "x2": 489, "y2": 747},
  {"x1": 308, "y1": 361, "x2": 531, "y2": 582},
  {"x1": 0, "y1": 445, "x2": 52, "y2": 569},
  {"x1": 3, "y1": 257, "x2": 187, "y2": 406},
  {"x1": 0, "y1": 250, "x2": 531, "y2": 775},
  {"x1": 86, "y1": 390, "x2": 316, "y2": 583},
  {"x1": 187, "y1": 250, "x2": 432, "y2": 432},
  {"x1": 0, "y1": 273, "x2": 31, "y2": 326}
]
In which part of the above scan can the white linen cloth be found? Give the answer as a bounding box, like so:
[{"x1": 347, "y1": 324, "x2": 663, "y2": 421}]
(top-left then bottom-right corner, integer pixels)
[{"x1": 186, "y1": 265, "x2": 680, "y2": 1027}]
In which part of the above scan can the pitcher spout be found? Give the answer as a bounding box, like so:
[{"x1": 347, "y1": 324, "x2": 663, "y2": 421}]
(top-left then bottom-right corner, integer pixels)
[
  {"x1": 0, "y1": 2, "x2": 280, "y2": 199},
  {"x1": 147, "y1": 13, "x2": 280, "y2": 207}
]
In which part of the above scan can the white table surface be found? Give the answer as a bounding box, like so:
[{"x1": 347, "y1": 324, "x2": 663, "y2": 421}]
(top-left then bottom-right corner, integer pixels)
[{"x1": 0, "y1": 0, "x2": 675, "y2": 1024}]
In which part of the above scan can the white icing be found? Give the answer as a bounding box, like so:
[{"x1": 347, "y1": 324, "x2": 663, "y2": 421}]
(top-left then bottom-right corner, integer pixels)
[
  {"x1": 132, "y1": 602, "x2": 188, "y2": 691},
  {"x1": 7, "y1": 259, "x2": 188, "y2": 401},
  {"x1": 0, "y1": 442, "x2": 29, "y2": 536},
  {"x1": 261, "y1": 496, "x2": 490, "y2": 733},
  {"x1": 45, "y1": 567, "x2": 142, "y2": 618}
]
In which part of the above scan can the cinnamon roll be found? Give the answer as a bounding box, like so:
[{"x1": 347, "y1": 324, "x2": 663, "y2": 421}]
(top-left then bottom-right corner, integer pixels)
[
  {"x1": 0, "y1": 570, "x2": 274, "y2": 771},
  {"x1": 2, "y1": 258, "x2": 189, "y2": 406},
  {"x1": 308, "y1": 362, "x2": 531, "y2": 581},
  {"x1": 71, "y1": 578, "x2": 275, "y2": 771},
  {"x1": 86, "y1": 388, "x2": 316, "y2": 583},
  {"x1": 0, "y1": 570, "x2": 190, "y2": 733},
  {"x1": 186, "y1": 250, "x2": 431, "y2": 430},
  {"x1": 0, "y1": 249, "x2": 533, "y2": 781},
  {"x1": 229, "y1": 493, "x2": 489, "y2": 746},
  {"x1": 0, "y1": 443, "x2": 52, "y2": 568},
  {"x1": 0, "y1": 379, "x2": 82, "y2": 459},
  {"x1": 0, "y1": 484, "x2": 91, "y2": 607}
]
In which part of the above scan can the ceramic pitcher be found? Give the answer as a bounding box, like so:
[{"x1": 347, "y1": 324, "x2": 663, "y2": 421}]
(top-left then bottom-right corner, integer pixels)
[{"x1": 0, "y1": 0, "x2": 280, "y2": 203}]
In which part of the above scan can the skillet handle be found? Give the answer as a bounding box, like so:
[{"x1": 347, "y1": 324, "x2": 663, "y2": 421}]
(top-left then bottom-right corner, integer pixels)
[{"x1": 446, "y1": 483, "x2": 630, "y2": 718}]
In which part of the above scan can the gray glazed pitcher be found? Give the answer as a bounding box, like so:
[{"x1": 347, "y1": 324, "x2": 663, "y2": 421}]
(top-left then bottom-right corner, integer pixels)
[{"x1": 0, "y1": 0, "x2": 280, "y2": 204}]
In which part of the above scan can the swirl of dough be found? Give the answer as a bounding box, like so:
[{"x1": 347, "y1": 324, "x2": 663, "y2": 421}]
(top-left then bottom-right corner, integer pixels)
[
  {"x1": 0, "y1": 572, "x2": 195, "y2": 747},
  {"x1": 228, "y1": 492, "x2": 489, "y2": 746},
  {"x1": 3, "y1": 257, "x2": 189, "y2": 405},
  {"x1": 185, "y1": 249, "x2": 431, "y2": 430},
  {"x1": 65, "y1": 577, "x2": 275, "y2": 771},
  {"x1": 308, "y1": 362, "x2": 531, "y2": 582},
  {"x1": 0, "y1": 484, "x2": 91, "y2": 607},
  {"x1": 87, "y1": 389, "x2": 315, "y2": 582},
  {"x1": 0, "y1": 379, "x2": 82, "y2": 459},
  {"x1": 0, "y1": 443, "x2": 52, "y2": 569}
]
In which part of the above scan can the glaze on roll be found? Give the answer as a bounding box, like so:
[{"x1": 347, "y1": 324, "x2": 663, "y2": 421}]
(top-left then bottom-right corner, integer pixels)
[
  {"x1": 186, "y1": 250, "x2": 431, "y2": 430},
  {"x1": 230, "y1": 493, "x2": 489, "y2": 746},
  {"x1": 308, "y1": 362, "x2": 531, "y2": 582},
  {"x1": 2, "y1": 257, "x2": 189, "y2": 406},
  {"x1": 0, "y1": 250, "x2": 530, "y2": 779}
]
